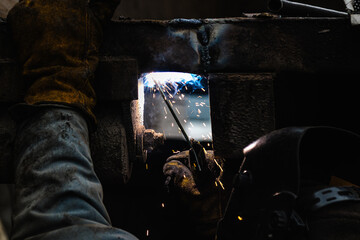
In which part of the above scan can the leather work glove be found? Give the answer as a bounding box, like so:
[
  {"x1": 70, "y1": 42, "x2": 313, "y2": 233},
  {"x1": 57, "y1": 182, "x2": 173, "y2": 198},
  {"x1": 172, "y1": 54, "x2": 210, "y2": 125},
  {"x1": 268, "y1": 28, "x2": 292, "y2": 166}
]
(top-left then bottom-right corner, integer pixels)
[
  {"x1": 162, "y1": 140, "x2": 225, "y2": 239},
  {"x1": 163, "y1": 140, "x2": 224, "y2": 195},
  {"x1": 7, "y1": 0, "x2": 121, "y2": 124}
]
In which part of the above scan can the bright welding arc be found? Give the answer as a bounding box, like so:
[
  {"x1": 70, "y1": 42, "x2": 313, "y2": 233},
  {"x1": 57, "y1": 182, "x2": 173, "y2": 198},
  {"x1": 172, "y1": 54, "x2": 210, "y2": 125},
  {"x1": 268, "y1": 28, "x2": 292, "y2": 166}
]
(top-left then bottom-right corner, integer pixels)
[{"x1": 154, "y1": 80, "x2": 202, "y2": 172}]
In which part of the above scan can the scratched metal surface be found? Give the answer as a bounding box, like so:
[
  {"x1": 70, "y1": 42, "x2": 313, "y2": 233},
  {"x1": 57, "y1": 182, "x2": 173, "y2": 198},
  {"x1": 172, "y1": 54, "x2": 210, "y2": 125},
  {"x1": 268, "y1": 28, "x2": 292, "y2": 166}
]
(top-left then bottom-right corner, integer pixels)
[{"x1": 1, "y1": 17, "x2": 360, "y2": 102}]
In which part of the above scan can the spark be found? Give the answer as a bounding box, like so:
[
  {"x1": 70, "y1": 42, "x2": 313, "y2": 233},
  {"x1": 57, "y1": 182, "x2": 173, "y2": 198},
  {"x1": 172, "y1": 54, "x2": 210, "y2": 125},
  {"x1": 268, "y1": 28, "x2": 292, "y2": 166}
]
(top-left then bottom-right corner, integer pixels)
[
  {"x1": 213, "y1": 158, "x2": 224, "y2": 172},
  {"x1": 165, "y1": 84, "x2": 172, "y2": 92},
  {"x1": 175, "y1": 107, "x2": 181, "y2": 115},
  {"x1": 217, "y1": 179, "x2": 225, "y2": 190}
]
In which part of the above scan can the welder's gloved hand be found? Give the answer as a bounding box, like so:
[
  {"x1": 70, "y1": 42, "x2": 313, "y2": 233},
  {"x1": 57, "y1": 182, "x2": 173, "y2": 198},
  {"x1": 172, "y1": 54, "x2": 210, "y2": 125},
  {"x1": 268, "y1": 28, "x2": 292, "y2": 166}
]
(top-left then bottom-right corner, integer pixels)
[
  {"x1": 163, "y1": 141, "x2": 225, "y2": 239},
  {"x1": 163, "y1": 157, "x2": 201, "y2": 196},
  {"x1": 7, "y1": 0, "x2": 121, "y2": 124},
  {"x1": 163, "y1": 140, "x2": 224, "y2": 195}
]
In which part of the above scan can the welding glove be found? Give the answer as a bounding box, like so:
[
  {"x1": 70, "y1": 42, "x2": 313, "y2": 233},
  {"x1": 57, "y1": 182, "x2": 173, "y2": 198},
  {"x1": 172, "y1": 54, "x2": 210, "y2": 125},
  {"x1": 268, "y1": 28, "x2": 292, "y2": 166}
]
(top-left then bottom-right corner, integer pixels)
[
  {"x1": 7, "y1": 0, "x2": 121, "y2": 125},
  {"x1": 163, "y1": 140, "x2": 224, "y2": 195},
  {"x1": 163, "y1": 140, "x2": 225, "y2": 239}
]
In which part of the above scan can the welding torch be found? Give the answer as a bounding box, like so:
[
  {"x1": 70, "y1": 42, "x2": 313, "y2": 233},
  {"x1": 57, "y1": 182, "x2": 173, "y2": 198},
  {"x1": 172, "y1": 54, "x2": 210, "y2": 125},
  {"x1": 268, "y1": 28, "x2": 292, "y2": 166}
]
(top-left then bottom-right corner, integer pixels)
[{"x1": 154, "y1": 80, "x2": 202, "y2": 172}]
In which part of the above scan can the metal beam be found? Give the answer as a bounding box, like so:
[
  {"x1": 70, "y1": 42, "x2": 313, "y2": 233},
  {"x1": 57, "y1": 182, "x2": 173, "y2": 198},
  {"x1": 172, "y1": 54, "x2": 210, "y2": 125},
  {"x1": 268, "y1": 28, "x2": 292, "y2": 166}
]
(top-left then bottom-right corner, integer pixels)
[{"x1": 1, "y1": 16, "x2": 360, "y2": 102}]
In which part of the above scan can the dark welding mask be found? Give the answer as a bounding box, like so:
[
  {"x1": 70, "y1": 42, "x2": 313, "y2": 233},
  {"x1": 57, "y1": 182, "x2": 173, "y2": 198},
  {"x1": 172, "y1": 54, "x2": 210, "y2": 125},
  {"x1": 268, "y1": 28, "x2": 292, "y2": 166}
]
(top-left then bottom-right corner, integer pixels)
[{"x1": 217, "y1": 126, "x2": 360, "y2": 240}]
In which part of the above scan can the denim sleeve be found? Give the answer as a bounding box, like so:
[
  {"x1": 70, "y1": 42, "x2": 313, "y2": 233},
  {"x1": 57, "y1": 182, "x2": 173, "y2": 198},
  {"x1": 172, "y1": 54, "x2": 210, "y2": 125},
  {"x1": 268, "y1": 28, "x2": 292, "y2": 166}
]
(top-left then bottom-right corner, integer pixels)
[{"x1": 11, "y1": 107, "x2": 138, "y2": 240}]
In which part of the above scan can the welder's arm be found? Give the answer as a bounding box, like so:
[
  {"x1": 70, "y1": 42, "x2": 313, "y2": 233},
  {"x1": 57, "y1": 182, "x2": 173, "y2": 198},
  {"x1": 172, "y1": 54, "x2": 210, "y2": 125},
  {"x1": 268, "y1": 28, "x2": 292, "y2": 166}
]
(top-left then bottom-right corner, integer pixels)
[{"x1": 7, "y1": 0, "x2": 138, "y2": 239}]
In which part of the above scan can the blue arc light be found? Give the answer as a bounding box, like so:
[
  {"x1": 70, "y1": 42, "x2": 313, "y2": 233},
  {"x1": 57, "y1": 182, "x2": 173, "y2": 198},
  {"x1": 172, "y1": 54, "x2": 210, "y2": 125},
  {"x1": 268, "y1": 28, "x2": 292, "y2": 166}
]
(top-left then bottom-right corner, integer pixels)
[{"x1": 141, "y1": 72, "x2": 204, "y2": 94}]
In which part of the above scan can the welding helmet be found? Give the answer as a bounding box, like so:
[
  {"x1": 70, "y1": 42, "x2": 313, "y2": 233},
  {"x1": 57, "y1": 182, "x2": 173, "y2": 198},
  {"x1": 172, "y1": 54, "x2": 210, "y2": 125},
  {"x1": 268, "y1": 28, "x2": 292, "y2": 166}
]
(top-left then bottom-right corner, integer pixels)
[{"x1": 217, "y1": 126, "x2": 360, "y2": 240}]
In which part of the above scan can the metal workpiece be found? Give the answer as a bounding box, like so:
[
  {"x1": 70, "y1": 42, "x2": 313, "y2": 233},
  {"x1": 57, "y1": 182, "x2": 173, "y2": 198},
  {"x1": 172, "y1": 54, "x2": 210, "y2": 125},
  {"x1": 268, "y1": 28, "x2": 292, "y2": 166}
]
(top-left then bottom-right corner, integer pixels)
[
  {"x1": 143, "y1": 129, "x2": 164, "y2": 152},
  {"x1": 135, "y1": 126, "x2": 165, "y2": 164},
  {"x1": 90, "y1": 103, "x2": 135, "y2": 185},
  {"x1": 2, "y1": 17, "x2": 360, "y2": 102},
  {"x1": 209, "y1": 73, "x2": 275, "y2": 158},
  {"x1": 100, "y1": 17, "x2": 360, "y2": 74},
  {"x1": 267, "y1": 0, "x2": 348, "y2": 17}
]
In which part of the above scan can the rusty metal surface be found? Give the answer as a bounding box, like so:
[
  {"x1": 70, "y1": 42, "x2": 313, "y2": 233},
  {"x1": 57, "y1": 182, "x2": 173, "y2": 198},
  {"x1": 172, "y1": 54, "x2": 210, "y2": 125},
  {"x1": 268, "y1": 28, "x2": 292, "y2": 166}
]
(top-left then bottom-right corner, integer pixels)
[
  {"x1": 90, "y1": 102, "x2": 136, "y2": 185},
  {"x1": 209, "y1": 73, "x2": 275, "y2": 158},
  {"x1": 101, "y1": 17, "x2": 360, "y2": 74},
  {"x1": 1, "y1": 17, "x2": 360, "y2": 102}
]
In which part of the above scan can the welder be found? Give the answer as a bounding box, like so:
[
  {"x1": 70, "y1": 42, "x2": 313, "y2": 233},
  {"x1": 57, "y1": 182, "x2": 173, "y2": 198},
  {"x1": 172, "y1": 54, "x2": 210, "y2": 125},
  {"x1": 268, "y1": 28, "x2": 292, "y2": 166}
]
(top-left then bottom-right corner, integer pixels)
[
  {"x1": 5, "y1": 0, "x2": 138, "y2": 239},
  {"x1": 216, "y1": 126, "x2": 360, "y2": 240}
]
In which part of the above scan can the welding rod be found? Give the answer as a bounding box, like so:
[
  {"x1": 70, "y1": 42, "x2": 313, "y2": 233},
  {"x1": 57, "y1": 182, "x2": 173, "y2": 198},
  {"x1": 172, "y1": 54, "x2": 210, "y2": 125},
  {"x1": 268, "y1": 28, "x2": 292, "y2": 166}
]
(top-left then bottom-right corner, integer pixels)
[
  {"x1": 154, "y1": 80, "x2": 202, "y2": 172},
  {"x1": 268, "y1": 0, "x2": 348, "y2": 17}
]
